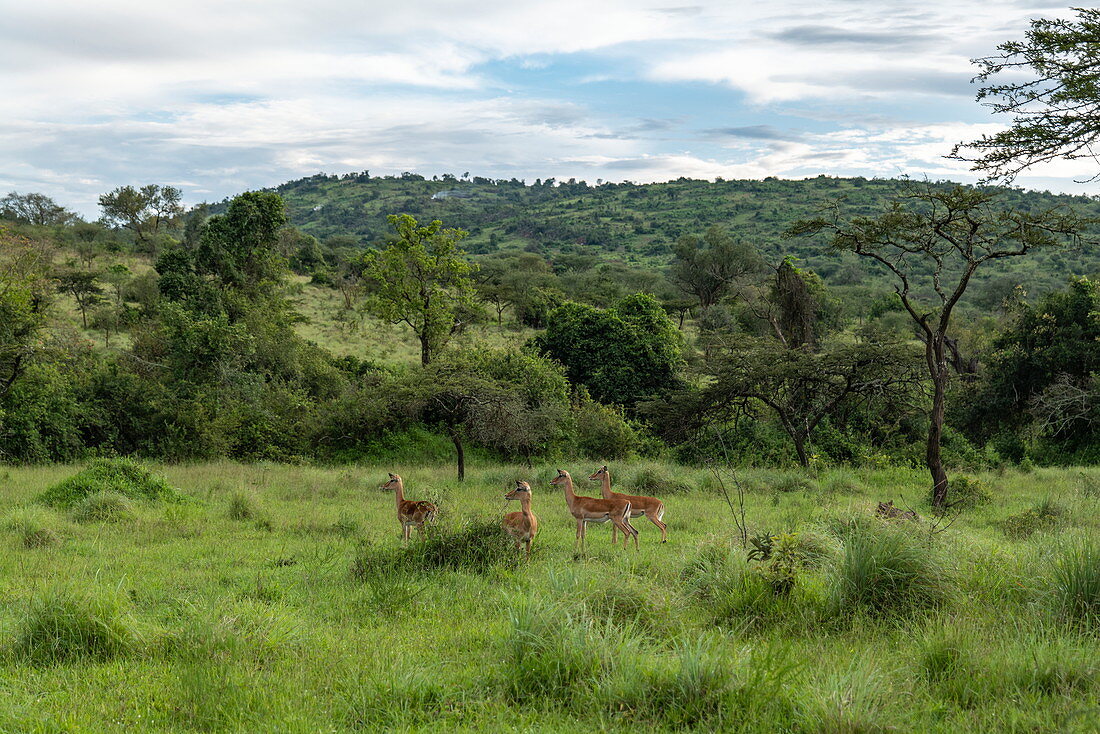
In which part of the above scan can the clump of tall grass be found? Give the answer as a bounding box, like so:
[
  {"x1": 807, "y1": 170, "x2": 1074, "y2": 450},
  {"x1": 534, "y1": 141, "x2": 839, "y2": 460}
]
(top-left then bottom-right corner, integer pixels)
[
  {"x1": 351, "y1": 518, "x2": 513, "y2": 577},
  {"x1": 768, "y1": 471, "x2": 819, "y2": 493},
  {"x1": 71, "y1": 490, "x2": 135, "y2": 523},
  {"x1": 3, "y1": 506, "x2": 65, "y2": 548},
  {"x1": 827, "y1": 521, "x2": 952, "y2": 617},
  {"x1": 628, "y1": 465, "x2": 693, "y2": 496},
  {"x1": 1047, "y1": 541, "x2": 1100, "y2": 626},
  {"x1": 16, "y1": 586, "x2": 136, "y2": 663},
  {"x1": 338, "y1": 666, "x2": 452, "y2": 729},
  {"x1": 496, "y1": 596, "x2": 615, "y2": 705},
  {"x1": 1001, "y1": 498, "x2": 1065, "y2": 539},
  {"x1": 227, "y1": 490, "x2": 262, "y2": 521},
  {"x1": 948, "y1": 474, "x2": 994, "y2": 509},
  {"x1": 38, "y1": 457, "x2": 183, "y2": 508}
]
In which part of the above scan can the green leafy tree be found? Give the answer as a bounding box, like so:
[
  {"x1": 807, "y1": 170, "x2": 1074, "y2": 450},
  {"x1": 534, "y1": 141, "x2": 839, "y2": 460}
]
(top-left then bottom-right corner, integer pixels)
[
  {"x1": 359, "y1": 214, "x2": 477, "y2": 365},
  {"x1": 670, "y1": 225, "x2": 762, "y2": 309},
  {"x1": 951, "y1": 8, "x2": 1100, "y2": 182},
  {"x1": 1, "y1": 192, "x2": 75, "y2": 226},
  {"x1": 194, "y1": 191, "x2": 289, "y2": 301},
  {"x1": 0, "y1": 229, "x2": 53, "y2": 398},
  {"x1": 98, "y1": 184, "x2": 183, "y2": 246},
  {"x1": 788, "y1": 183, "x2": 1086, "y2": 506},
  {"x1": 536, "y1": 293, "x2": 683, "y2": 409},
  {"x1": 403, "y1": 348, "x2": 570, "y2": 479},
  {"x1": 667, "y1": 339, "x2": 921, "y2": 467},
  {"x1": 56, "y1": 269, "x2": 104, "y2": 329}
]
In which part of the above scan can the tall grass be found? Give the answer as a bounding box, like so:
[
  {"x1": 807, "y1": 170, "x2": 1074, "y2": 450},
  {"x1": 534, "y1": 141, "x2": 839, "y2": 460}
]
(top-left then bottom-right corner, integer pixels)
[
  {"x1": 17, "y1": 586, "x2": 136, "y2": 663},
  {"x1": 827, "y1": 520, "x2": 953, "y2": 617},
  {"x1": 1048, "y1": 541, "x2": 1100, "y2": 625}
]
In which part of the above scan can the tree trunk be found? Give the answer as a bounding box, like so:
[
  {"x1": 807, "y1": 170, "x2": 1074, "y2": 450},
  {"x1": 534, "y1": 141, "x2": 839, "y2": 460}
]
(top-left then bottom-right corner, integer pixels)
[
  {"x1": 792, "y1": 434, "x2": 809, "y2": 467},
  {"x1": 420, "y1": 335, "x2": 431, "y2": 366},
  {"x1": 927, "y1": 335, "x2": 950, "y2": 508},
  {"x1": 451, "y1": 431, "x2": 465, "y2": 481}
]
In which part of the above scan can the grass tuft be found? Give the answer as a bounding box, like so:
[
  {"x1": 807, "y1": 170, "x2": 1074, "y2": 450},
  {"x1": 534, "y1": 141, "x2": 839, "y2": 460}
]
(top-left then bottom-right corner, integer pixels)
[
  {"x1": 3, "y1": 506, "x2": 65, "y2": 548},
  {"x1": 71, "y1": 490, "x2": 136, "y2": 523},
  {"x1": 17, "y1": 586, "x2": 135, "y2": 664},
  {"x1": 1048, "y1": 541, "x2": 1100, "y2": 626},
  {"x1": 827, "y1": 521, "x2": 952, "y2": 617},
  {"x1": 351, "y1": 518, "x2": 514, "y2": 577}
]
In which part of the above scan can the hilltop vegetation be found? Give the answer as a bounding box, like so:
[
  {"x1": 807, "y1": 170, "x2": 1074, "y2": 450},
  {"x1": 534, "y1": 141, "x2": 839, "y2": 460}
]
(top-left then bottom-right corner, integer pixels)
[{"x1": 247, "y1": 172, "x2": 1100, "y2": 296}]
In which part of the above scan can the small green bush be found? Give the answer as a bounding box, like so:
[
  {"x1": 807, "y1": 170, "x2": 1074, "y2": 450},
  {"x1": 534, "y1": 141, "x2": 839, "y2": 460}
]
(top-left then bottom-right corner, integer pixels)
[
  {"x1": 828, "y1": 522, "x2": 952, "y2": 616},
  {"x1": 71, "y1": 490, "x2": 135, "y2": 523},
  {"x1": 17, "y1": 587, "x2": 135, "y2": 663},
  {"x1": 38, "y1": 458, "x2": 182, "y2": 509},
  {"x1": 947, "y1": 475, "x2": 994, "y2": 509},
  {"x1": 1001, "y1": 499, "x2": 1065, "y2": 540},
  {"x1": 769, "y1": 471, "x2": 818, "y2": 493}
]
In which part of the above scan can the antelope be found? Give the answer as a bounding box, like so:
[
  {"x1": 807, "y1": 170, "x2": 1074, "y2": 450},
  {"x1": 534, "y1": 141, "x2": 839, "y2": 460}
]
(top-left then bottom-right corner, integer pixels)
[
  {"x1": 550, "y1": 469, "x2": 638, "y2": 552},
  {"x1": 502, "y1": 480, "x2": 539, "y2": 559},
  {"x1": 380, "y1": 473, "x2": 437, "y2": 543},
  {"x1": 589, "y1": 465, "x2": 668, "y2": 544}
]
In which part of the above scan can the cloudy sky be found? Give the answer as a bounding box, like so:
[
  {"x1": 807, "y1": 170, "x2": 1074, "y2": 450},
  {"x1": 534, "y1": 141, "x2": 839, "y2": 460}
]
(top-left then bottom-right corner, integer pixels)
[{"x1": 0, "y1": 1, "x2": 1089, "y2": 217}]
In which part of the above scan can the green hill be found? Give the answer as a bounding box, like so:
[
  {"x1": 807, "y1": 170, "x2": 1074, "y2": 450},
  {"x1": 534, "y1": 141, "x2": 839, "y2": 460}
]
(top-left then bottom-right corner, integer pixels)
[{"x1": 224, "y1": 173, "x2": 1100, "y2": 295}]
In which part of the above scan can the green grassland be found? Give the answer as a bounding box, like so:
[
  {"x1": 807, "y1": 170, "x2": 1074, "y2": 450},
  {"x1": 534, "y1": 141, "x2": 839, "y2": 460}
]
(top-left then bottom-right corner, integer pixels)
[{"x1": 2, "y1": 460, "x2": 1099, "y2": 731}]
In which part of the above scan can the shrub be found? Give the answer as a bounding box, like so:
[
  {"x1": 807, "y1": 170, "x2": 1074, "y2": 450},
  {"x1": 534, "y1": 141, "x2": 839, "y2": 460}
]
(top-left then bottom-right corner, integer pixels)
[
  {"x1": 351, "y1": 518, "x2": 513, "y2": 576},
  {"x1": 947, "y1": 474, "x2": 993, "y2": 509},
  {"x1": 17, "y1": 587, "x2": 135, "y2": 663},
  {"x1": 572, "y1": 396, "x2": 642, "y2": 460},
  {"x1": 38, "y1": 457, "x2": 182, "y2": 508},
  {"x1": 3, "y1": 506, "x2": 64, "y2": 548},
  {"x1": 629, "y1": 465, "x2": 693, "y2": 496},
  {"x1": 1048, "y1": 542, "x2": 1100, "y2": 626},
  {"x1": 1001, "y1": 498, "x2": 1065, "y2": 540},
  {"x1": 828, "y1": 522, "x2": 952, "y2": 616}
]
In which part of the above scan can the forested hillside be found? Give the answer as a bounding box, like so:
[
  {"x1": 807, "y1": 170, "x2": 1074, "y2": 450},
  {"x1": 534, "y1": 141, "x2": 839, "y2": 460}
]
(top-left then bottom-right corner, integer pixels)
[{"x1": 240, "y1": 173, "x2": 1100, "y2": 296}]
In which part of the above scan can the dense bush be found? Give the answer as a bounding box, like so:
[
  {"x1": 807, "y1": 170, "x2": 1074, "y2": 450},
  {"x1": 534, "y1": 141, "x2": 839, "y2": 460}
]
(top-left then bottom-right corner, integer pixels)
[{"x1": 351, "y1": 518, "x2": 514, "y2": 576}]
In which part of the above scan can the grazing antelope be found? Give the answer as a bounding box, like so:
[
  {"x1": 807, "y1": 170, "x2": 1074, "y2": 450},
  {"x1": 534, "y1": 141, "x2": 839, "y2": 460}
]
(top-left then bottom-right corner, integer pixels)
[
  {"x1": 502, "y1": 480, "x2": 539, "y2": 559},
  {"x1": 381, "y1": 473, "x2": 437, "y2": 543},
  {"x1": 550, "y1": 469, "x2": 638, "y2": 553},
  {"x1": 589, "y1": 465, "x2": 668, "y2": 544}
]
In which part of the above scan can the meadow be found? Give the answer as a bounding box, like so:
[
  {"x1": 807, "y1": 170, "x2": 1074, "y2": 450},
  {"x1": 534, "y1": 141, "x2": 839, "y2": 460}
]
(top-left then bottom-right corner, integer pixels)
[{"x1": 1, "y1": 460, "x2": 1099, "y2": 732}]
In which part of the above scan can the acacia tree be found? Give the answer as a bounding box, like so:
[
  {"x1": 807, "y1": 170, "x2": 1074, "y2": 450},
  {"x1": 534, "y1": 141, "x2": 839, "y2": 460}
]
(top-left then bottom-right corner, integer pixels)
[
  {"x1": 98, "y1": 184, "x2": 183, "y2": 246},
  {"x1": 788, "y1": 184, "x2": 1086, "y2": 507},
  {"x1": 951, "y1": 8, "x2": 1100, "y2": 182},
  {"x1": 669, "y1": 340, "x2": 920, "y2": 467},
  {"x1": 670, "y1": 225, "x2": 762, "y2": 310},
  {"x1": 404, "y1": 349, "x2": 571, "y2": 480},
  {"x1": 359, "y1": 214, "x2": 477, "y2": 365},
  {"x1": 0, "y1": 192, "x2": 75, "y2": 226},
  {"x1": 56, "y1": 270, "x2": 104, "y2": 329}
]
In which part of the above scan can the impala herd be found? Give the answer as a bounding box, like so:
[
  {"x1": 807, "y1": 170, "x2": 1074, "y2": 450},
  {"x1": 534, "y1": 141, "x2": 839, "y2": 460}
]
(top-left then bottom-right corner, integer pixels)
[{"x1": 381, "y1": 466, "x2": 667, "y2": 559}]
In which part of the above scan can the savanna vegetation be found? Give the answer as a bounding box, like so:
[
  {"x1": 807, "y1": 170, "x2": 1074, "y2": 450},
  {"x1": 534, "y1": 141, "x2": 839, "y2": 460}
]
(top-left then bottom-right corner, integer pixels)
[{"x1": 3, "y1": 7, "x2": 1100, "y2": 731}]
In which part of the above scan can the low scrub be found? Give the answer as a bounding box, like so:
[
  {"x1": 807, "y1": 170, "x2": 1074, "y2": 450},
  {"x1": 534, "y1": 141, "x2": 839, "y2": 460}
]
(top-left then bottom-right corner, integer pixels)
[
  {"x1": 827, "y1": 521, "x2": 953, "y2": 617},
  {"x1": 16, "y1": 587, "x2": 136, "y2": 663},
  {"x1": 948, "y1": 475, "x2": 994, "y2": 509},
  {"x1": 351, "y1": 518, "x2": 514, "y2": 576},
  {"x1": 38, "y1": 458, "x2": 183, "y2": 509},
  {"x1": 1001, "y1": 498, "x2": 1065, "y2": 539},
  {"x1": 71, "y1": 490, "x2": 135, "y2": 523}
]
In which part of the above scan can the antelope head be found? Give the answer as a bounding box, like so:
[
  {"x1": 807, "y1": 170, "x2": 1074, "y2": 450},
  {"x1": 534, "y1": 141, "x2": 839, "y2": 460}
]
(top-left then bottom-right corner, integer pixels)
[
  {"x1": 380, "y1": 473, "x2": 402, "y2": 491},
  {"x1": 588, "y1": 465, "x2": 608, "y2": 482},
  {"x1": 505, "y1": 480, "x2": 532, "y2": 500},
  {"x1": 549, "y1": 469, "x2": 570, "y2": 487}
]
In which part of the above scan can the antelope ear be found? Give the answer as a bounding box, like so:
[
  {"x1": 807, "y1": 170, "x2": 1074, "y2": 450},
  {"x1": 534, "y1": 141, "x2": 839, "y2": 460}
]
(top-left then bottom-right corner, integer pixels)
[
  {"x1": 388, "y1": 473, "x2": 397, "y2": 479},
  {"x1": 601, "y1": 465, "x2": 608, "y2": 471}
]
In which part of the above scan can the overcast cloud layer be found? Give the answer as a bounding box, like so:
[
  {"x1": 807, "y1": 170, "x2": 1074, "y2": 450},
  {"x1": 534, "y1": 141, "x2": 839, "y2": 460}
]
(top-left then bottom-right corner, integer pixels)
[{"x1": 0, "y1": 1, "x2": 1090, "y2": 216}]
